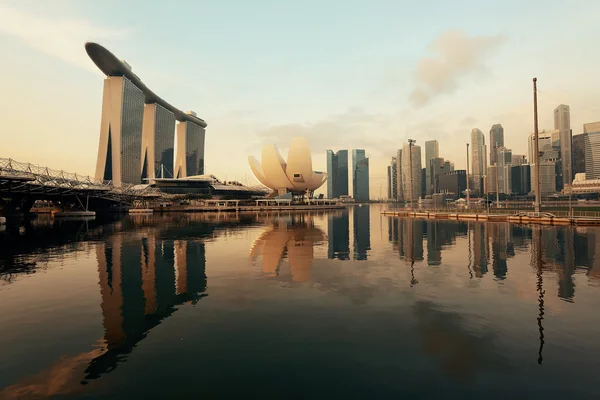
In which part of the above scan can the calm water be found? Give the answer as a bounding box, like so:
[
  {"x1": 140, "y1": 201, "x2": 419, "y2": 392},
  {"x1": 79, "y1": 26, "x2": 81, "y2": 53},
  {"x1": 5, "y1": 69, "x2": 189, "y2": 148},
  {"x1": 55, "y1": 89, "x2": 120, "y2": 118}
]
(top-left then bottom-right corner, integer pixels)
[{"x1": 1, "y1": 205, "x2": 600, "y2": 399}]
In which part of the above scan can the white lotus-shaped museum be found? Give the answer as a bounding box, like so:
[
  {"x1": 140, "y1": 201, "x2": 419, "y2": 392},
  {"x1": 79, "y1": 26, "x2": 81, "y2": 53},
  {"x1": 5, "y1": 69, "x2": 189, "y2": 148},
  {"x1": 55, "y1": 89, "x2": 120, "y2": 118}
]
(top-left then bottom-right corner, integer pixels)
[{"x1": 248, "y1": 137, "x2": 327, "y2": 194}]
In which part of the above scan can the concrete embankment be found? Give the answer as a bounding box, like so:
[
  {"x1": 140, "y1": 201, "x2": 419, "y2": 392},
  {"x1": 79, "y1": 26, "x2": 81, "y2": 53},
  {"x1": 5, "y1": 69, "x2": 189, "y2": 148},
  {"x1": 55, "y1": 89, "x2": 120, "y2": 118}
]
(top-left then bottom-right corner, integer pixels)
[
  {"x1": 151, "y1": 204, "x2": 347, "y2": 213},
  {"x1": 381, "y1": 210, "x2": 600, "y2": 226}
]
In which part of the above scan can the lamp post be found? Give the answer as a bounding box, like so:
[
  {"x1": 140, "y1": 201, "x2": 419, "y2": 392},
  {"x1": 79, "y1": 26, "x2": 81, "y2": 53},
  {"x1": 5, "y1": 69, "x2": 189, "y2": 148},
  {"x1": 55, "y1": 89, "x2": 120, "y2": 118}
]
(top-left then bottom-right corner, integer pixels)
[{"x1": 408, "y1": 139, "x2": 416, "y2": 209}]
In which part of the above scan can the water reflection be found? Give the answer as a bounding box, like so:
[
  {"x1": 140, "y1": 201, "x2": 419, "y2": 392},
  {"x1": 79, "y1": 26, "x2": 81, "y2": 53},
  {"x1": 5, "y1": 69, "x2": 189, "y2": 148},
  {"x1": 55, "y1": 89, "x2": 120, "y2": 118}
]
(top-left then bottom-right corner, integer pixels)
[
  {"x1": 88, "y1": 234, "x2": 207, "y2": 381},
  {"x1": 250, "y1": 214, "x2": 326, "y2": 282},
  {"x1": 384, "y1": 217, "x2": 600, "y2": 302},
  {"x1": 2, "y1": 209, "x2": 600, "y2": 398},
  {"x1": 327, "y1": 211, "x2": 350, "y2": 260},
  {"x1": 353, "y1": 206, "x2": 370, "y2": 260}
]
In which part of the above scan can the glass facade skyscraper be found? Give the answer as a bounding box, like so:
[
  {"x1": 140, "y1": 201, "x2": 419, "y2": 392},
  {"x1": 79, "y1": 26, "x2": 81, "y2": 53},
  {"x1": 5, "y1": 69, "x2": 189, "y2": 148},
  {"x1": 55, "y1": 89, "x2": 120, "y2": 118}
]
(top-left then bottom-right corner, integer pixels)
[
  {"x1": 471, "y1": 128, "x2": 486, "y2": 193},
  {"x1": 401, "y1": 143, "x2": 422, "y2": 202},
  {"x1": 489, "y1": 124, "x2": 504, "y2": 165},
  {"x1": 326, "y1": 150, "x2": 349, "y2": 199},
  {"x1": 95, "y1": 76, "x2": 145, "y2": 185},
  {"x1": 88, "y1": 42, "x2": 207, "y2": 186},
  {"x1": 554, "y1": 104, "x2": 572, "y2": 186},
  {"x1": 141, "y1": 103, "x2": 176, "y2": 180},
  {"x1": 352, "y1": 149, "x2": 370, "y2": 202},
  {"x1": 424, "y1": 140, "x2": 439, "y2": 195},
  {"x1": 175, "y1": 120, "x2": 206, "y2": 178}
]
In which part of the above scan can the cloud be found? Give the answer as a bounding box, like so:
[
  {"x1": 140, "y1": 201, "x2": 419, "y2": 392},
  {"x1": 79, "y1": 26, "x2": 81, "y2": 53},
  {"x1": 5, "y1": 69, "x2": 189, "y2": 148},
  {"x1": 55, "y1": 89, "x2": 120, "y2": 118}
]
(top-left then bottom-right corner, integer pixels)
[
  {"x1": 409, "y1": 30, "x2": 506, "y2": 107},
  {"x1": 0, "y1": 4, "x2": 132, "y2": 73},
  {"x1": 249, "y1": 107, "x2": 400, "y2": 157}
]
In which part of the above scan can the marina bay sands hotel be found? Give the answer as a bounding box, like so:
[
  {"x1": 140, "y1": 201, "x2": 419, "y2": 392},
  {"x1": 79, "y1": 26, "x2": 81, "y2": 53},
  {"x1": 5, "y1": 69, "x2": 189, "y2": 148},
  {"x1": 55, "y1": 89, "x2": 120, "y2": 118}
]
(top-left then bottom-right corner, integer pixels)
[{"x1": 85, "y1": 42, "x2": 207, "y2": 186}]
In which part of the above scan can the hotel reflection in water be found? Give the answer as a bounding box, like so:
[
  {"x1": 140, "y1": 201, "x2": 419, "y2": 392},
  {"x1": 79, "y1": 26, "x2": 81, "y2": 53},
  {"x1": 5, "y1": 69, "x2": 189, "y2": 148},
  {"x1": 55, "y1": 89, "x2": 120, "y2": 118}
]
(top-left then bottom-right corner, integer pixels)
[{"x1": 89, "y1": 232, "x2": 207, "y2": 380}]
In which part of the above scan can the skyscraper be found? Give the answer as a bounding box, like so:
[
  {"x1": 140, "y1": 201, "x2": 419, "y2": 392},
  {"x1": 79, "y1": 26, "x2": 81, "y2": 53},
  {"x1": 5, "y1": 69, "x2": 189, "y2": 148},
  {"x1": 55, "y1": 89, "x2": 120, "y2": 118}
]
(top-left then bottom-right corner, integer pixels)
[
  {"x1": 87, "y1": 42, "x2": 207, "y2": 186},
  {"x1": 352, "y1": 149, "x2": 370, "y2": 202},
  {"x1": 554, "y1": 104, "x2": 572, "y2": 185},
  {"x1": 489, "y1": 124, "x2": 504, "y2": 165},
  {"x1": 390, "y1": 157, "x2": 398, "y2": 200},
  {"x1": 401, "y1": 143, "x2": 422, "y2": 202},
  {"x1": 511, "y1": 155, "x2": 526, "y2": 166},
  {"x1": 175, "y1": 113, "x2": 206, "y2": 178},
  {"x1": 573, "y1": 133, "x2": 586, "y2": 175},
  {"x1": 395, "y1": 149, "x2": 403, "y2": 201},
  {"x1": 425, "y1": 140, "x2": 439, "y2": 195},
  {"x1": 471, "y1": 128, "x2": 486, "y2": 193},
  {"x1": 326, "y1": 150, "x2": 349, "y2": 199},
  {"x1": 95, "y1": 75, "x2": 145, "y2": 185},
  {"x1": 497, "y1": 147, "x2": 512, "y2": 194},
  {"x1": 387, "y1": 166, "x2": 392, "y2": 199},
  {"x1": 584, "y1": 131, "x2": 600, "y2": 180},
  {"x1": 141, "y1": 103, "x2": 176, "y2": 179}
]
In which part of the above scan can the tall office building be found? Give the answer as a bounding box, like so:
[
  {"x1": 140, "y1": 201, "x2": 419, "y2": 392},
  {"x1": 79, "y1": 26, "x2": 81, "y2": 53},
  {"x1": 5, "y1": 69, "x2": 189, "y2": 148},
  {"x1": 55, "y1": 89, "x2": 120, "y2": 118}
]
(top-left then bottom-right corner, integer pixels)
[
  {"x1": 175, "y1": 113, "x2": 206, "y2": 178},
  {"x1": 390, "y1": 157, "x2": 398, "y2": 200},
  {"x1": 497, "y1": 147, "x2": 512, "y2": 194},
  {"x1": 471, "y1": 128, "x2": 486, "y2": 193},
  {"x1": 486, "y1": 165, "x2": 498, "y2": 194},
  {"x1": 352, "y1": 149, "x2": 370, "y2": 202},
  {"x1": 326, "y1": 150, "x2": 349, "y2": 198},
  {"x1": 95, "y1": 75, "x2": 145, "y2": 185},
  {"x1": 489, "y1": 124, "x2": 504, "y2": 165},
  {"x1": 584, "y1": 131, "x2": 600, "y2": 180},
  {"x1": 528, "y1": 130, "x2": 554, "y2": 165},
  {"x1": 141, "y1": 103, "x2": 176, "y2": 179},
  {"x1": 87, "y1": 42, "x2": 207, "y2": 186},
  {"x1": 401, "y1": 143, "x2": 422, "y2": 202},
  {"x1": 387, "y1": 165, "x2": 395, "y2": 200},
  {"x1": 430, "y1": 157, "x2": 453, "y2": 194},
  {"x1": 395, "y1": 149, "x2": 403, "y2": 201},
  {"x1": 573, "y1": 133, "x2": 586, "y2": 175},
  {"x1": 511, "y1": 155, "x2": 526, "y2": 166},
  {"x1": 554, "y1": 104, "x2": 572, "y2": 185},
  {"x1": 511, "y1": 165, "x2": 531, "y2": 195},
  {"x1": 425, "y1": 140, "x2": 439, "y2": 195}
]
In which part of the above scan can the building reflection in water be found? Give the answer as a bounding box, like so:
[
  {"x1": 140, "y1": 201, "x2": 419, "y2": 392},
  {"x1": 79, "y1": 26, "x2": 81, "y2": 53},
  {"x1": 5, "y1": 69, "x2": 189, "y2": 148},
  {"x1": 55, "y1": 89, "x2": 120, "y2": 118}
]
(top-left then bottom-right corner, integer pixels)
[
  {"x1": 353, "y1": 206, "x2": 371, "y2": 260},
  {"x1": 87, "y1": 233, "x2": 207, "y2": 381},
  {"x1": 425, "y1": 221, "x2": 467, "y2": 266},
  {"x1": 327, "y1": 211, "x2": 350, "y2": 260},
  {"x1": 250, "y1": 215, "x2": 326, "y2": 282}
]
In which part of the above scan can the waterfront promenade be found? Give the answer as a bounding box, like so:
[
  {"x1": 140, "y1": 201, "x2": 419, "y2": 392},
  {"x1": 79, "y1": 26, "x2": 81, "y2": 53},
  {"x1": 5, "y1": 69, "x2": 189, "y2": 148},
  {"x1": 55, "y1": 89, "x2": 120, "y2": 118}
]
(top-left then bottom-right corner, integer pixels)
[{"x1": 382, "y1": 207, "x2": 600, "y2": 226}]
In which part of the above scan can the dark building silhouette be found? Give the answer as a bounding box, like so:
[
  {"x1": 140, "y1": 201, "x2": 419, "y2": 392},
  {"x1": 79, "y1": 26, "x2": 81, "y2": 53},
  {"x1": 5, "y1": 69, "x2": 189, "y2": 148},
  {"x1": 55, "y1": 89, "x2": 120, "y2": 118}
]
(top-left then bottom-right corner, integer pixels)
[
  {"x1": 328, "y1": 212, "x2": 350, "y2": 260},
  {"x1": 573, "y1": 133, "x2": 586, "y2": 175},
  {"x1": 438, "y1": 170, "x2": 466, "y2": 199},
  {"x1": 511, "y1": 165, "x2": 531, "y2": 195},
  {"x1": 353, "y1": 206, "x2": 371, "y2": 260}
]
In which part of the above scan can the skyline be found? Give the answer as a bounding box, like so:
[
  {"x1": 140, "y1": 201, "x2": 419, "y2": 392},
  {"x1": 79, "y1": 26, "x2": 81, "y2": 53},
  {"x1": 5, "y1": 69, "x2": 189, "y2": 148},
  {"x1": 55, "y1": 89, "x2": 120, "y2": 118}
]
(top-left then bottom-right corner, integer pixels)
[{"x1": 2, "y1": 1, "x2": 600, "y2": 196}]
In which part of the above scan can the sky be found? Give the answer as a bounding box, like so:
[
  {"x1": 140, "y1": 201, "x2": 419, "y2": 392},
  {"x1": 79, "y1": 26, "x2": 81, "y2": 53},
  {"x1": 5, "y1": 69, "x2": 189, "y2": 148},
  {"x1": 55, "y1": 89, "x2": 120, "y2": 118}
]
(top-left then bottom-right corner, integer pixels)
[{"x1": 1, "y1": 0, "x2": 600, "y2": 197}]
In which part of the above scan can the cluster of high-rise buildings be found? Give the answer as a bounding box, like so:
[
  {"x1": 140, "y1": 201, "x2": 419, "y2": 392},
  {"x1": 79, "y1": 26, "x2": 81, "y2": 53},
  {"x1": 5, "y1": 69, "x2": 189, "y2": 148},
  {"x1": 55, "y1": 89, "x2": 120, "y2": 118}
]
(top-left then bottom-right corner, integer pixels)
[
  {"x1": 327, "y1": 149, "x2": 370, "y2": 201},
  {"x1": 387, "y1": 103, "x2": 600, "y2": 200},
  {"x1": 86, "y1": 42, "x2": 207, "y2": 187},
  {"x1": 386, "y1": 139, "x2": 465, "y2": 203}
]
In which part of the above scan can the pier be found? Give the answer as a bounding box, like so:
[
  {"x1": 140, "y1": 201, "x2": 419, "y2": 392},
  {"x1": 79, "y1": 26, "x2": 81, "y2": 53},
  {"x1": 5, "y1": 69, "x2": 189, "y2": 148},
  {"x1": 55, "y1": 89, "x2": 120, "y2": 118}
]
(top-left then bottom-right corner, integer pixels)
[{"x1": 382, "y1": 209, "x2": 600, "y2": 226}]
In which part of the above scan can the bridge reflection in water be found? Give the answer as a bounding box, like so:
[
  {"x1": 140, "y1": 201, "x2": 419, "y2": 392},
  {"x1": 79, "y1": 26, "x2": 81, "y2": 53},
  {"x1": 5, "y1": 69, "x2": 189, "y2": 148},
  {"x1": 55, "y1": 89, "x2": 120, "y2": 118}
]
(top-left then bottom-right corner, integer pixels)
[{"x1": 3, "y1": 209, "x2": 600, "y2": 398}]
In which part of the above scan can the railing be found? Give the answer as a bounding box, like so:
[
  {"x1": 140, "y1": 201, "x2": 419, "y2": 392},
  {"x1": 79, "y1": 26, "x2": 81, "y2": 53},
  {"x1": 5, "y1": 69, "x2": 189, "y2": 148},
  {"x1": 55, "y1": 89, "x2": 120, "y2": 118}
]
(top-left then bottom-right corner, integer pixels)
[
  {"x1": 0, "y1": 158, "x2": 162, "y2": 200},
  {"x1": 384, "y1": 206, "x2": 600, "y2": 219}
]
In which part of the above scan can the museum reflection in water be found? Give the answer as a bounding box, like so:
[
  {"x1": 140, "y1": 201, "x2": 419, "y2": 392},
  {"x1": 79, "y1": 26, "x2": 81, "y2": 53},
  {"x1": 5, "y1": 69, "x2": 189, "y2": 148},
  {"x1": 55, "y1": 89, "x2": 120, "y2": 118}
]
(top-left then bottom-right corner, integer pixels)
[{"x1": 2, "y1": 207, "x2": 600, "y2": 392}]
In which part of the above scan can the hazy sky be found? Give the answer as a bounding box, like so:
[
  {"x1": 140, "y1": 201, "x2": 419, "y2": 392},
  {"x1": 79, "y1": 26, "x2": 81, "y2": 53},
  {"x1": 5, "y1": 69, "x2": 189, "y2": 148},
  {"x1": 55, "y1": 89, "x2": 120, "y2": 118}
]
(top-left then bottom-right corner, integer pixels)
[{"x1": 1, "y1": 0, "x2": 600, "y2": 196}]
